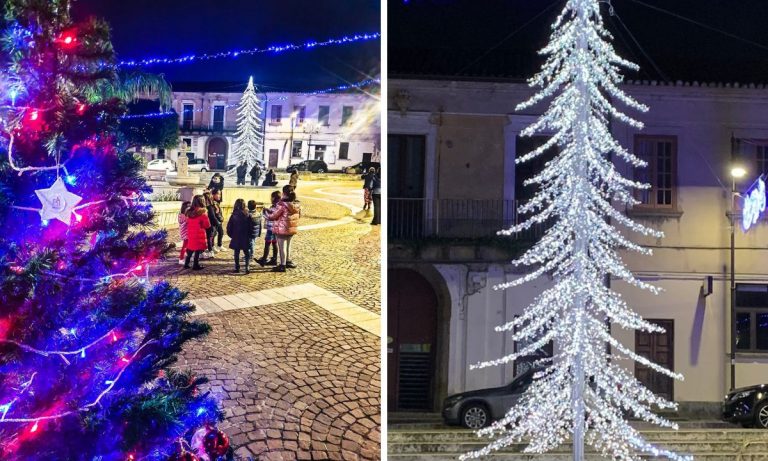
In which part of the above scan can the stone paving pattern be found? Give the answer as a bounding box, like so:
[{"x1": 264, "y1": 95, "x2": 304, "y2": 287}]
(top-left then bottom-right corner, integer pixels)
[
  {"x1": 179, "y1": 299, "x2": 380, "y2": 461},
  {"x1": 153, "y1": 181, "x2": 381, "y2": 460}
]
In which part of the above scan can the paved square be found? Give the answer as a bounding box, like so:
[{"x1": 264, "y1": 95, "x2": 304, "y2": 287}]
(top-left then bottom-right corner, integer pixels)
[{"x1": 153, "y1": 180, "x2": 381, "y2": 460}]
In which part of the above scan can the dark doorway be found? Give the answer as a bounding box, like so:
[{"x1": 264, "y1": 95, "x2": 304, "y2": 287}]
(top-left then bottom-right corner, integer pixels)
[
  {"x1": 269, "y1": 149, "x2": 279, "y2": 168},
  {"x1": 388, "y1": 269, "x2": 438, "y2": 411},
  {"x1": 207, "y1": 137, "x2": 228, "y2": 170},
  {"x1": 362, "y1": 152, "x2": 373, "y2": 164},
  {"x1": 635, "y1": 320, "x2": 674, "y2": 401}
]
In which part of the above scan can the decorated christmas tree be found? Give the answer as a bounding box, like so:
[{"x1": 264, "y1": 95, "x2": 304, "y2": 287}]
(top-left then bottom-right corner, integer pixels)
[
  {"x1": 0, "y1": 1, "x2": 223, "y2": 459},
  {"x1": 466, "y1": 1, "x2": 688, "y2": 461},
  {"x1": 228, "y1": 76, "x2": 264, "y2": 170}
]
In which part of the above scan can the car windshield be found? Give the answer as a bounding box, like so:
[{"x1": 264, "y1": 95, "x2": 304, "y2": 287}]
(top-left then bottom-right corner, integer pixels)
[{"x1": 508, "y1": 369, "x2": 535, "y2": 391}]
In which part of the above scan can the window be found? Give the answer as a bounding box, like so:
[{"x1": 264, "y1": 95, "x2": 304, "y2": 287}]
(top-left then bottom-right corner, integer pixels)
[
  {"x1": 157, "y1": 148, "x2": 165, "y2": 160},
  {"x1": 633, "y1": 136, "x2": 677, "y2": 208},
  {"x1": 271, "y1": 105, "x2": 282, "y2": 123},
  {"x1": 341, "y1": 106, "x2": 353, "y2": 126},
  {"x1": 314, "y1": 145, "x2": 326, "y2": 161},
  {"x1": 513, "y1": 314, "x2": 553, "y2": 376},
  {"x1": 182, "y1": 103, "x2": 194, "y2": 130},
  {"x1": 318, "y1": 105, "x2": 330, "y2": 126},
  {"x1": 339, "y1": 142, "x2": 350, "y2": 160},
  {"x1": 212, "y1": 105, "x2": 225, "y2": 131},
  {"x1": 735, "y1": 284, "x2": 768, "y2": 353},
  {"x1": 292, "y1": 141, "x2": 303, "y2": 158},
  {"x1": 294, "y1": 105, "x2": 306, "y2": 124},
  {"x1": 735, "y1": 139, "x2": 768, "y2": 177}
]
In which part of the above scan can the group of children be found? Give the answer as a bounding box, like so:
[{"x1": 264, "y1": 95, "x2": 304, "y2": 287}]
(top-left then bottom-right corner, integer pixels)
[{"x1": 177, "y1": 184, "x2": 301, "y2": 273}]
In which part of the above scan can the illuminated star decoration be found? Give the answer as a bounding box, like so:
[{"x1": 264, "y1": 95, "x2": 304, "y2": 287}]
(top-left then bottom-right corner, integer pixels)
[{"x1": 34, "y1": 177, "x2": 82, "y2": 225}]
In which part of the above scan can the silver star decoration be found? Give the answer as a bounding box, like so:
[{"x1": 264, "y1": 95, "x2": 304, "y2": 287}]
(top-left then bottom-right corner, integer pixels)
[{"x1": 35, "y1": 177, "x2": 82, "y2": 225}]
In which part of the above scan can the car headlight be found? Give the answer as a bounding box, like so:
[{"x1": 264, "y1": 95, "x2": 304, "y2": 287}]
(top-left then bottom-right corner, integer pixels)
[{"x1": 732, "y1": 391, "x2": 753, "y2": 401}]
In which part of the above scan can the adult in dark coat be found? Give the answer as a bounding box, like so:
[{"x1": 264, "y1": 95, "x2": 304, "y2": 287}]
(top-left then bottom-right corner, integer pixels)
[
  {"x1": 226, "y1": 199, "x2": 255, "y2": 273},
  {"x1": 249, "y1": 163, "x2": 262, "y2": 186},
  {"x1": 361, "y1": 167, "x2": 376, "y2": 211},
  {"x1": 370, "y1": 170, "x2": 381, "y2": 225},
  {"x1": 262, "y1": 169, "x2": 278, "y2": 187},
  {"x1": 208, "y1": 173, "x2": 225, "y2": 197},
  {"x1": 236, "y1": 161, "x2": 248, "y2": 186}
]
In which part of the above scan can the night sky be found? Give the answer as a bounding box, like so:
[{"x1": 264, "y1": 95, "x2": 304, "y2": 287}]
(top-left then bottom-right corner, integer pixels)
[
  {"x1": 72, "y1": 0, "x2": 380, "y2": 91},
  {"x1": 390, "y1": 0, "x2": 768, "y2": 83}
]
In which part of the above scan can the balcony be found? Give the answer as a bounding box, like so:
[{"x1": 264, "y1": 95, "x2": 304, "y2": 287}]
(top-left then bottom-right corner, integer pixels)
[
  {"x1": 388, "y1": 198, "x2": 547, "y2": 242},
  {"x1": 180, "y1": 123, "x2": 237, "y2": 134}
]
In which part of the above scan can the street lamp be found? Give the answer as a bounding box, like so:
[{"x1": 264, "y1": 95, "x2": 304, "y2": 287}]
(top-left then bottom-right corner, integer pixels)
[
  {"x1": 729, "y1": 164, "x2": 746, "y2": 391},
  {"x1": 303, "y1": 120, "x2": 320, "y2": 161}
]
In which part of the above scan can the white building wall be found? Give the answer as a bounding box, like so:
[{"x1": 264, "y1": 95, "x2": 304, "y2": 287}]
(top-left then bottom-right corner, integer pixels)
[{"x1": 392, "y1": 78, "x2": 768, "y2": 405}]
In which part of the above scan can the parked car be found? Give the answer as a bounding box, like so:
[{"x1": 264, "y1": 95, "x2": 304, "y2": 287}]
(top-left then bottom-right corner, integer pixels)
[
  {"x1": 187, "y1": 158, "x2": 210, "y2": 172},
  {"x1": 723, "y1": 384, "x2": 768, "y2": 428},
  {"x1": 146, "y1": 158, "x2": 176, "y2": 172},
  {"x1": 342, "y1": 161, "x2": 380, "y2": 174},
  {"x1": 442, "y1": 367, "x2": 535, "y2": 429},
  {"x1": 286, "y1": 159, "x2": 328, "y2": 173}
]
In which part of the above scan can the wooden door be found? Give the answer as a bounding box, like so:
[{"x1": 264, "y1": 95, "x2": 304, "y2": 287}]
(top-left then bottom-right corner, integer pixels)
[
  {"x1": 388, "y1": 269, "x2": 437, "y2": 411},
  {"x1": 269, "y1": 149, "x2": 279, "y2": 168},
  {"x1": 635, "y1": 320, "x2": 674, "y2": 401},
  {"x1": 207, "y1": 137, "x2": 228, "y2": 170}
]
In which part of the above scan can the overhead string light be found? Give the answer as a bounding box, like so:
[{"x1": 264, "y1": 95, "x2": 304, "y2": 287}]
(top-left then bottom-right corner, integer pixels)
[
  {"x1": 116, "y1": 32, "x2": 380, "y2": 68},
  {"x1": 119, "y1": 78, "x2": 381, "y2": 120}
]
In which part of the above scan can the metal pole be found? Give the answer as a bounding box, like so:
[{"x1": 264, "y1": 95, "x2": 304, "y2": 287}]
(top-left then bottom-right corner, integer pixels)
[{"x1": 730, "y1": 177, "x2": 737, "y2": 391}]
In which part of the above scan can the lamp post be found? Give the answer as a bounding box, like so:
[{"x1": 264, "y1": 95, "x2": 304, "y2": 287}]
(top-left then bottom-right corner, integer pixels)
[
  {"x1": 730, "y1": 165, "x2": 746, "y2": 391},
  {"x1": 303, "y1": 121, "x2": 319, "y2": 161}
]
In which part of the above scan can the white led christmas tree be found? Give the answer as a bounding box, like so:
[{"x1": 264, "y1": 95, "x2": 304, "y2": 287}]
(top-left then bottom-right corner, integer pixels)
[
  {"x1": 465, "y1": 1, "x2": 690, "y2": 460},
  {"x1": 229, "y1": 76, "x2": 264, "y2": 169}
]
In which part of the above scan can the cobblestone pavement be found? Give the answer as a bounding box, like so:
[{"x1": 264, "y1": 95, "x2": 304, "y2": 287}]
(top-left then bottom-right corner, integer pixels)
[
  {"x1": 179, "y1": 299, "x2": 380, "y2": 461},
  {"x1": 154, "y1": 180, "x2": 381, "y2": 460}
]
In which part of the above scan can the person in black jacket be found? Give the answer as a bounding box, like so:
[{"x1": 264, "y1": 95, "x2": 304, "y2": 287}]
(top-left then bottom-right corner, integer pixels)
[
  {"x1": 212, "y1": 190, "x2": 226, "y2": 251},
  {"x1": 208, "y1": 173, "x2": 225, "y2": 198},
  {"x1": 371, "y1": 169, "x2": 381, "y2": 225},
  {"x1": 361, "y1": 167, "x2": 375, "y2": 212},
  {"x1": 236, "y1": 161, "x2": 248, "y2": 186},
  {"x1": 203, "y1": 191, "x2": 220, "y2": 258},
  {"x1": 249, "y1": 163, "x2": 262, "y2": 186},
  {"x1": 262, "y1": 169, "x2": 278, "y2": 187},
  {"x1": 226, "y1": 199, "x2": 255, "y2": 274}
]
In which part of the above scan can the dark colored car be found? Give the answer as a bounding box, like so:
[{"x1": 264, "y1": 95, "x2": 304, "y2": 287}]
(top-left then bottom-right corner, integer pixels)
[
  {"x1": 723, "y1": 384, "x2": 768, "y2": 428},
  {"x1": 342, "y1": 161, "x2": 380, "y2": 174},
  {"x1": 286, "y1": 159, "x2": 328, "y2": 173},
  {"x1": 442, "y1": 368, "x2": 535, "y2": 429}
]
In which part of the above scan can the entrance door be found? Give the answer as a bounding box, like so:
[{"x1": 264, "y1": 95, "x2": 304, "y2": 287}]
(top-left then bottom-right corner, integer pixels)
[
  {"x1": 207, "y1": 137, "x2": 228, "y2": 170},
  {"x1": 635, "y1": 320, "x2": 674, "y2": 401},
  {"x1": 269, "y1": 149, "x2": 279, "y2": 168},
  {"x1": 362, "y1": 152, "x2": 372, "y2": 164},
  {"x1": 388, "y1": 269, "x2": 437, "y2": 411}
]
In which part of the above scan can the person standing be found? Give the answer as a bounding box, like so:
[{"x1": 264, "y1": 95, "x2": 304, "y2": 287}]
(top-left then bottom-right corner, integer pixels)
[
  {"x1": 247, "y1": 199, "x2": 263, "y2": 264},
  {"x1": 361, "y1": 167, "x2": 375, "y2": 212},
  {"x1": 212, "y1": 190, "x2": 226, "y2": 252},
  {"x1": 235, "y1": 161, "x2": 246, "y2": 186},
  {"x1": 289, "y1": 170, "x2": 299, "y2": 191},
  {"x1": 256, "y1": 191, "x2": 281, "y2": 267},
  {"x1": 226, "y1": 199, "x2": 255, "y2": 274},
  {"x1": 370, "y1": 169, "x2": 381, "y2": 226},
  {"x1": 267, "y1": 186, "x2": 301, "y2": 272},
  {"x1": 208, "y1": 172, "x2": 225, "y2": 197},
  {"x1": 178, "y1": 201, "x2": 191, "y2": 265},
  {"x1": 249, "y1": 162, "x2": 262, "y2": 186},
  {"x1": 184, "y1": 195, "x2": 211, "y2": 270},
  {"x1": 203, "y1": 191, "x2": 219, "y2": 258}
]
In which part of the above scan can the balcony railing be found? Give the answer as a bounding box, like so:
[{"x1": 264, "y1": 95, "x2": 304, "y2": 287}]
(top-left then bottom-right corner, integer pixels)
[
  {"x1": 180, "y1": 123, "x2": 236, "y2": 133},
  {"x1": 388, "y1": 198, "x2": 547, "y2": 241}
]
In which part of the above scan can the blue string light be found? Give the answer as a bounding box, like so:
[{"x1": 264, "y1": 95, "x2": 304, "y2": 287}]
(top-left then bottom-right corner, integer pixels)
[
  {"x1": 117, "y1": 32, "x2": 380, "y2": 68},
  {"x1": 120, "y1": 78, "x2": 380, "y2": 120}
]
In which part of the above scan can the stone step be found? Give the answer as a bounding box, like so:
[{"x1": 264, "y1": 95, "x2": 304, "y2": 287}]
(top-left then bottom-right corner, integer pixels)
[
  {"x1": 387, "y1": 453, "x2": 768, "y2": 461},
  {"x1": 388, "y1": 440, "x2": 764, "y2": 455},
  {"x1": 388, "y1": 429, "x2": 768, "y2": 444}
]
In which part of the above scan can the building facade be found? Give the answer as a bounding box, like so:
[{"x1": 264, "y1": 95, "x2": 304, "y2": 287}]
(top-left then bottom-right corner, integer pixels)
[
  {"x1": 153, "y1": 84, "x2": 380, "y2": 171},
  {"x1": 388, "y1": 78, "x2": 768, "y2": 416}
]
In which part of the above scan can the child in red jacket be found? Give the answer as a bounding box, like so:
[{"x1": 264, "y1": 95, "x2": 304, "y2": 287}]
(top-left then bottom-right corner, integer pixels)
[{"x1": 184, "y1": 195, "x2": 211, "y2": 270}]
